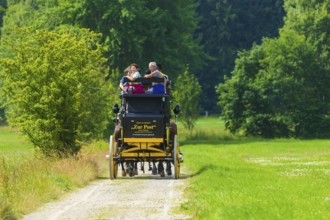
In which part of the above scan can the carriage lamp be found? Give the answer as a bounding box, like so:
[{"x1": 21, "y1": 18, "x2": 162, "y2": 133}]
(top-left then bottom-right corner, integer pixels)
[
  {"x1": 113, "y1": 103, "x2": 119, "y2": 114},
  {"x1": 173, "y1": 104, "x2": 180, "y2": 115}
]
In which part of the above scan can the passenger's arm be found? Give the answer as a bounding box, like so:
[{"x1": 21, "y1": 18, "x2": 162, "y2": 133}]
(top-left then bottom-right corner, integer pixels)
[
  {"x1": 119, "y1": 82, "x2": 125, "y2": 90},
  {"x1": 163, "y1": 77, "x2": 167, "y2": 94},
  {"x1": 144, "y1": 73, "x2": 152, "y2": 78},
  {"x1": 127, "y1": 72, "x2": 141, "y2": 81},
  {"x1": 125, "y1": 75, "x2": 137, "y2": 81}
]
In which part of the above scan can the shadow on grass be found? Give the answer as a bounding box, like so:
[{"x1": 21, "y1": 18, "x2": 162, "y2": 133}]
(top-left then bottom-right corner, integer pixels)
[{"x1": 179, "y1": 164, "x2": 215, "y2": 179}]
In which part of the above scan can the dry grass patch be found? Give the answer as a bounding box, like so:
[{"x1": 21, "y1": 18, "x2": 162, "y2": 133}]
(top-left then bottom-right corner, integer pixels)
[{"x1": 0, "y1": 140, "x2": 108, "y2": 219}]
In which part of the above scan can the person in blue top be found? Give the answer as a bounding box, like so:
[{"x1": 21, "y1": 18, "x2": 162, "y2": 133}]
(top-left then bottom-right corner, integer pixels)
[
  {"x1": 145, "y1": 62, "x2": 165, "y2": 94},
  {"x1": 157, "y1": 63, "x2": 171, "y2": 95},
  {"x1": 119, "y1": 66, "x2": 131, "y2": 91}
]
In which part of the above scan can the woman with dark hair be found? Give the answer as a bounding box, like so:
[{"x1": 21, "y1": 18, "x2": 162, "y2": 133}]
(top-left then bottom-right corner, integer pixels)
[
  {"x1": 125, "y1": 63, "x2": 144, "y2": 94},
  {"x1": 125, "y1": 63, "x2": 141, "y2": 81}
]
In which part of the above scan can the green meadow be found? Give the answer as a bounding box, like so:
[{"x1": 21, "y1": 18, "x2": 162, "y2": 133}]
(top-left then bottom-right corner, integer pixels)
[
  {"x1": 0, "y1": 127, "x2": 33, "y2": 155},
  {"x1": 178, "y1": 117, "x2": 330, "y2": 220},
  {"x1": 1, "y1": 117, "x2": 329, "y2": 219}
]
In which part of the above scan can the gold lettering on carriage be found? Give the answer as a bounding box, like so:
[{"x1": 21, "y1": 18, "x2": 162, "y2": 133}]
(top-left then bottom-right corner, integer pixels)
[
  {"x1": 132, "y1": 125, "x2": 143, "y2": 130},
  {"x1": 136, "y1": 121, "x2": 151, "y2": 125},
  {"x1": 131, "y1": 124, "x2": 156, "y2": 130},
  {"x1": 143, "y1": 125, "x2": 156, "y2": 129}
]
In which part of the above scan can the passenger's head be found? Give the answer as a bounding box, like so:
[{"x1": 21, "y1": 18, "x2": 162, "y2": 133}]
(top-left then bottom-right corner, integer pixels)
[
  {"x1": 148, "y1": 62, "x2": 157, "y2": 72},
  {"x1": 130, "y1": 63, "x2": 138, "y2": 72}
]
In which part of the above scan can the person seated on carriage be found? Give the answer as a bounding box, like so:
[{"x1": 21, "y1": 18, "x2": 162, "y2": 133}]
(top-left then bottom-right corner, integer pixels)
[
  {"x1": 145, "y1": 61, "x2": 165, "y2": 94},
  {"x1": 157, "y1": 63, "x2": 171, "y2": 95},
  {"x1": 119, "y1": 66, "x2": 131, "y2": 92},
  {"x1": 126, "y1": 63, "x2": 141, "y2": 81},
  {"x1": 125, "y1": 63, "x2": 144, "y2": 94},
  {"x1": 145, "y1": 63, "x2": 171, "y2": 94}
]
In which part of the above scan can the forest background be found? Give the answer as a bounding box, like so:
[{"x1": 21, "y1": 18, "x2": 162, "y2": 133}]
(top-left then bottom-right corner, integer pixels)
[
  {"x1": 0, "y1": 0, "x2": 285, "y2": 112},
  {"x1": 0, "y1": 0, "x2": 329, "y2": 155}
]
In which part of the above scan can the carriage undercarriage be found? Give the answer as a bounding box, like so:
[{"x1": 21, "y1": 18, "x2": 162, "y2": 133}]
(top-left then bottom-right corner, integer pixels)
[{"x1": 109, "y1": 135, "x2": 180, "y2": 179}]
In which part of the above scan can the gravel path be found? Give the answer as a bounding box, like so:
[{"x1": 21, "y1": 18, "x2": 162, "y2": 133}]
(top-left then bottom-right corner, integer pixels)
[{"x1": 21, "y1": 165, "x2": 191, "y2": 220}]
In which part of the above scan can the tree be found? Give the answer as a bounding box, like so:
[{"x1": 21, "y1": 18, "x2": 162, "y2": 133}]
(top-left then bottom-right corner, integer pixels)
[
  {"x1": 172, "y1": 67, "x2": 201, "y2": 131},
  {"x1": 0, "y1": 27, "x2": 110, "y2": 156},
  {"x1": 0, "y1": 0, "x2": 7, "y2": 122},
  {"x1": 75, "y1": 0, "x2": 204, "y2": 79},
  {"x1": 0, "y1": 0, "x2": 6, "y2": 32},
  {"x1": 217, "y1": 0, "x2": 330, "y2": 138},
  {"x1": 1, "y1": 0, "x2": 204, "y2": 80},
  {"x1": 195, "y1": 0, "x2": 285, "y2": 112}
]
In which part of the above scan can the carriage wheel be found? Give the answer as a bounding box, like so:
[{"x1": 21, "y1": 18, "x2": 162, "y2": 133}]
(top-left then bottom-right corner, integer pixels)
[
  {"x1": 173, "y1": 135, "x2": 180, "y2": 179},
  {"x1": 109, "y1": 135, "x2": 118, "y2": 180}
]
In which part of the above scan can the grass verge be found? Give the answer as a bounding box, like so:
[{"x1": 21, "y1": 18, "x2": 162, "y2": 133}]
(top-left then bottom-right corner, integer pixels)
[
  {"x1": 178, "y1": 118, "x2": 330, "y2": 220},
  {"x1": 0, "y1": 126, "x2": 108, "y2": 219}
]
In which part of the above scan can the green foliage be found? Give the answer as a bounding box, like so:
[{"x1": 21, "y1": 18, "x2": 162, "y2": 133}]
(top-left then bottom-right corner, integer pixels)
[
  {"x1": 0, "y1": 0, "x2": 6, "y2": 31},
  {"x1": 75, "y1": 0, "x2": 204, "y2": 78},
  {"x1": 173, "y1": 68, "x2": 201, "y2": 131},
  {"x1": 1, "y1": 0, "x2": 204, "y2": 79},
  {"x1": 0, "y1": 27, "x2": 110, "y2": 156},
  {"x1": 217, "y1": 1, "x2": 330, "y2": 138},
  {"x1": 0, "y1": 86, "x2": 5, "y2": 125},
  {"x1": 1, "y1": 0, "x2": 287, "y2": 113},
  {"x1": 196, "y1": 0, "x2": 285, "y2": 112}
]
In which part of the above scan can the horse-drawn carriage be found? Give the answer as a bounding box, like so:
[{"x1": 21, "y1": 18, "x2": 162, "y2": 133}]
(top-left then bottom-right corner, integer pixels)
[{"x1": 109, "y1": 77, "x2": 181, "y2": 179}]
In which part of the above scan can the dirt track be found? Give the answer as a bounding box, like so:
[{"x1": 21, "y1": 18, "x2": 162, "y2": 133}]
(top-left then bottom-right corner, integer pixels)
[{"x1": 21, "y1": 165, "x2": 191, "y2": 220}]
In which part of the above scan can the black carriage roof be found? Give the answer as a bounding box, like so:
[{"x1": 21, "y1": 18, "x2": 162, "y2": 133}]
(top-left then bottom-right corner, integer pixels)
[{"x1": 123, "y1": 94, "x2": 168, "y2": 114}]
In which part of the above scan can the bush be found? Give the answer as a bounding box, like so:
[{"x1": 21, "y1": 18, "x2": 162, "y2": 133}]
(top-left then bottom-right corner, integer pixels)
[{"x1": 0, "y1": 27, "x2": 110, "y2": 156}]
